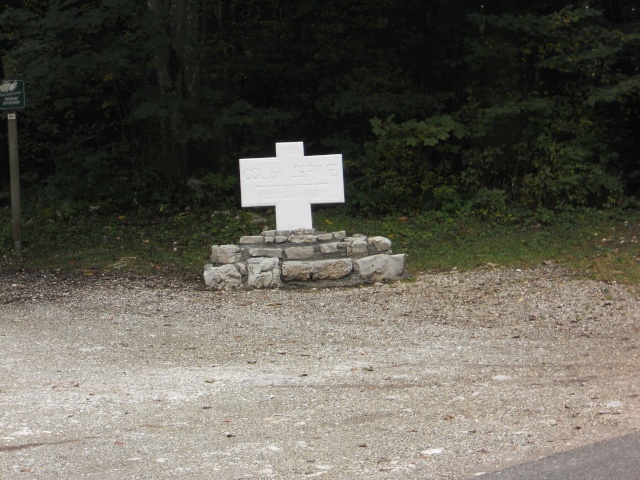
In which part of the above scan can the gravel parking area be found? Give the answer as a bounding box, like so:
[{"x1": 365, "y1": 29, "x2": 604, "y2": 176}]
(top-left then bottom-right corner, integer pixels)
[{"x1": 1, "y1": 267, "x2": 639, "y2": 479}]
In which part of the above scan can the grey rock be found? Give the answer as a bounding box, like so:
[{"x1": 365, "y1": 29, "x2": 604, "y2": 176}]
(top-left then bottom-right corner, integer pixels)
[
  {"x1": 285, "y1": 246, "x2": 315, "y2": 260},
  {"x1": 317, "y1": 233, "x2": 334, "y2": 241},
  {"x1": 347, "y1": 238, "x2": 369, "y2": 257},
  {"x1": 333, "y1": 231, "x2": 347, "y2": 240},
  {"x1": 281, "y1": 262, "x2": 313, "y2": 281},
  {"x1": 203, "y1": 264, "x2": 243, "y2": 289},
  {"x1": 289, "y1": 234, "x2": 316, "y2": 244},
  {"x1": 239, "y1": 235, "x2": 264, "y2": 245},
  {"x1": 311, "y1": 259, "x2": 353, "y2": 280},
  {"x1": 354, "y1": 254, "x2": 407, "y2": 281},
  {"x1": 368, "y1": 236, "x2": 393, "y2": 253},
  {"x1": 210, "y1": 245, "x2": 241, "y2": 264},
  {"x1": 385, "y1": 254, "x2": 407, "y2": 277},
  {"x1": 247, "y1": 257, "x2": 281, "y2": 288},
  {"x1": 319, "y1": 242, "x2": 339, "y2": 254},
  {"x1": 353, "y1": 255, "x2": 384, "y2": 280},
  {"x1": 248, "y1": 248, "x2": 282, "y2": 258}
]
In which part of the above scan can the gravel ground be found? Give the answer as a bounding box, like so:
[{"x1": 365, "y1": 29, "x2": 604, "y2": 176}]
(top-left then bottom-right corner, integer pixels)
[{"x1": 1, "y1": 267, "x2": 639, "y2": 479}]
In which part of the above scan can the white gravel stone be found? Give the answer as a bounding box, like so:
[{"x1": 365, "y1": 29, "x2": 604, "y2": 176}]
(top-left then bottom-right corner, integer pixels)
[{"x1": 420, "y1": 448, "x2": 444, "y2": 455}]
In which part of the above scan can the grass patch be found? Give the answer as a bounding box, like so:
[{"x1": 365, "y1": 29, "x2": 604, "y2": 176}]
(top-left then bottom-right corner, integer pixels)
[
  {"x1": 1, "y1": 204, "x2": 639, "y2": 284},
  {"x1": 316, "y1": 209, "x2": 640, "y2": 283},
  {"x1": 0, "y1": 206, "x2": 264, "y2": 280}
]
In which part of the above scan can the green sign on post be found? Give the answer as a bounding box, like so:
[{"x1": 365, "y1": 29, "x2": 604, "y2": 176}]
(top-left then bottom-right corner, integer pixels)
[
  {"x1": 0, "y1": 79, "x2": 26, "y2": 110},
  {"x1": 2, "y1": 79, "x2": 26, "y2": 254}
]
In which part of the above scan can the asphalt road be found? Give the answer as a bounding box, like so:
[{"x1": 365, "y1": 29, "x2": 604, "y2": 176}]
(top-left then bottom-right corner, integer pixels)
[{"x1": 478, "y1": 431, "x2": 640, "y2": 479}]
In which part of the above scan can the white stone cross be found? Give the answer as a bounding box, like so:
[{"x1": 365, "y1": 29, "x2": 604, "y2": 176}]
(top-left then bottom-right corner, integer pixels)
[{"x1": 239, "y1": 142, "x2": 344, "y2": 231}]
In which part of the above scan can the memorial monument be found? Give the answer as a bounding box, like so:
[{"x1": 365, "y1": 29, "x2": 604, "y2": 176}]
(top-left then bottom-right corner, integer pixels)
[
  {"x1": 240, "y1": 141, "x2": 344, "y2": 231},
  {"x1": 203, "y1": 142, "x2": 407, "y2": 289}
]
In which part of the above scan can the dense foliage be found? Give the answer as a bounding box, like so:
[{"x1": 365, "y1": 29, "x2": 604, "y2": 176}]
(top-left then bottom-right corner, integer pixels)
[{"x1": 1, "y1": 0, "x2": 639, "y2": 215}]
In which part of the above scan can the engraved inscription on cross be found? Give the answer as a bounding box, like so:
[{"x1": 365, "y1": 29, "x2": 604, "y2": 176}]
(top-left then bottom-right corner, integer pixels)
[{"x1": 240, "y1": 142, "x2": 344, "y2": 231}]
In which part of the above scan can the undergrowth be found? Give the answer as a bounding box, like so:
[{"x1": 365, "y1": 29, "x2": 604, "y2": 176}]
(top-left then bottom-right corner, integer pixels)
[{"x1": 1, "y1": 202, "x2": 639, "y2": 284}]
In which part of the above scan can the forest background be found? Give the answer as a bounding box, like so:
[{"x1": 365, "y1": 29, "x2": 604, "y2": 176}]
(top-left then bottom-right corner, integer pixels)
[{"x1": 0, "y1": 1, "x2": 639, "y2": 256}]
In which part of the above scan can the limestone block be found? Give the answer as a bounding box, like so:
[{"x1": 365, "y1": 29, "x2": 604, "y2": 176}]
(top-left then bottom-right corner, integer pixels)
[
  {"x1": 311, "y1": 259, "x2": 353, "y2": 280},
  {"x1": 203, "y1": 263, "x2": 243, "y2": 289},
  {"x1": 289, "y1": 234, "x2": 316, "y2": 244},
  {"x1": 205, "y1": 230, "x2": 406, "y2": 289},
  {"x1": 319, "y1": 242, "x2": 339, "y2": 254},
  {"x1": 285, "y1": 246, "x2": 315, "y2": 260},
  {"x1": 210, "y1": 245, "x2": 241, "y2": 264},
  {"x1": 347, "y1": 238, "x2": 369, "y2": 257},
  {"x1": 354, "y1": 254, "x2": 407, "y2": 282},
  {"x1": 281, "y1": 261, "x2": 313, "y2": 281},
  {"x1": 262, "y1": 230, "x2": 276, "y2": 243},
  {"x1": 247, "y1": 257, "x2": 281, "y2": 288},
  {"x1": 354, "y1": 255, "x2": 386, "y2": 280},
  {"x1": 248, "y1": 247, "x2": 282, "y2": 258},
  {"x1": 368, "y1": 236, "x2": 393, "y2": 253},
  {"x1": 385, "y1": 254, "x2": 407, "y2": 278},
  {"x1": 239, "y1": 235, "x2": 264, "y2": 244}
]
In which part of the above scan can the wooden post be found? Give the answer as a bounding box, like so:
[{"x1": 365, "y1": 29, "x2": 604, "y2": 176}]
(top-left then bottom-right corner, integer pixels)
[{"x1": 7, "y1": 111, "x2": 21, "y2": 255}]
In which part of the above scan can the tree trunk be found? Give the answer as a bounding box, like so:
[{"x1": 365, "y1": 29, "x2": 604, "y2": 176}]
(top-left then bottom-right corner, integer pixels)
[
  {"x1": 147, "y1": 0, "x2": 201, "y2": 187},
  {"x1": 601, "y1": 0, "x2": 623, "y2": 23}
]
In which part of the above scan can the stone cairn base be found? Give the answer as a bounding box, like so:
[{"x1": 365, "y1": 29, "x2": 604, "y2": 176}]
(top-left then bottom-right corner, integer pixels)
[{"x1": 203, "y1": 229, "x2": 408, "y2": 290}]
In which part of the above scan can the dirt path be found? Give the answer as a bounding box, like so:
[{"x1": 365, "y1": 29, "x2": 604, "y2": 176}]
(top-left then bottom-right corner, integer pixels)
[{"x1": 1, "y1": 268, "x2": 639, "y2": 479}]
